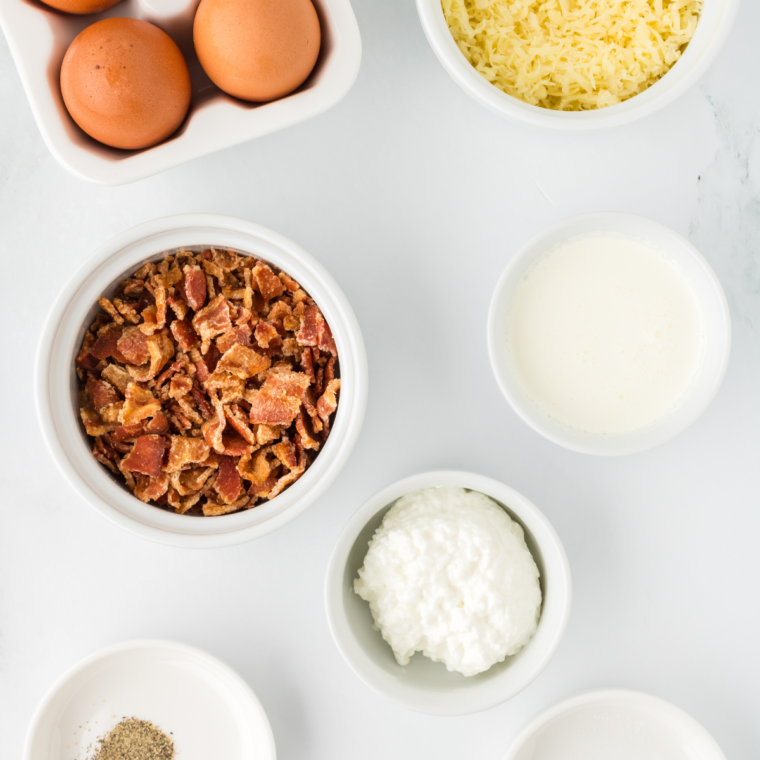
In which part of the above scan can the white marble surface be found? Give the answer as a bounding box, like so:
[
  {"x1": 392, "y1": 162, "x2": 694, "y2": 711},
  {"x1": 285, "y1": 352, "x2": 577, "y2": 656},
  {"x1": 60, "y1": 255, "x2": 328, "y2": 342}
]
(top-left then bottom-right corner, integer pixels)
[{"x1": 1, "y1": 0, "x2": 759, "y2": 758}]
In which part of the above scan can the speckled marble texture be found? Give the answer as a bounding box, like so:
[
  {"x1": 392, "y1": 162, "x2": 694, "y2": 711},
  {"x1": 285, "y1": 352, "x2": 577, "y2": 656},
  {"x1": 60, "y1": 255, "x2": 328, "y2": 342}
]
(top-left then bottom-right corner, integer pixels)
[{"x1": 1, "y1": 0, "x2": 758, "y2": 758}]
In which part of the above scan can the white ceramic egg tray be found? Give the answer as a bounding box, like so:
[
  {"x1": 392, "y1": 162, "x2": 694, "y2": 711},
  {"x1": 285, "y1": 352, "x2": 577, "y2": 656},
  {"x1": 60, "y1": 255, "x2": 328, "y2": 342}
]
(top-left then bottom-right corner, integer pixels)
[{"x1": 0, "y1": 0, "x2": 361, "y2": 185}]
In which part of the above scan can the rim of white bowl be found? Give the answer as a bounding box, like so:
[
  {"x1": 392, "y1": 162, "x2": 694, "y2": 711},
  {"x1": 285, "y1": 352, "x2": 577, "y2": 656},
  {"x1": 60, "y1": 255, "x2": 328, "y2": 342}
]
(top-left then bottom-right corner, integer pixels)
[
  {"x1": 487, "y1": 212, "x2": 731, "y2": 456},
  {"x1": 24, "y1": 639, "x2": 277, "y2": 760},
  {"x1": 416, "y1": 0, "x2": 742, "y2": 130},
  {"x1": 325, "y1": 470, "x2": 572, "y2": 716},
  {"x1": 35, "y1": 214, "x2": 368, "y2": 547},
  {"x1": 502, "y1": 689, "x2": 727, "y2": 759}
]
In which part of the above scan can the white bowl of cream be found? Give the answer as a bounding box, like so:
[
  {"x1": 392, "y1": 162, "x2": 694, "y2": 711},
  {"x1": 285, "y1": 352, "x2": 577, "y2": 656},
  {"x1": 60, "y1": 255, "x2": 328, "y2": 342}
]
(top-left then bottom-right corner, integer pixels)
[
  {"x1": 324, "y1": 471, "x2": 571, "y2": 715},
  {"x1": 488, "y1": 213, "x2": 731, "y2": 456}
]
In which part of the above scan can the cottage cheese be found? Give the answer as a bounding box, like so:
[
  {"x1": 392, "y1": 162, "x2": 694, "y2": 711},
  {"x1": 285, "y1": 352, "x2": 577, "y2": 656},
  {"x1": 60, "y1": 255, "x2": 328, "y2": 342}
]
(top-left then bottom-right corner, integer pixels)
[{"x1": 354, "y1": 486, "x2": 542, "y2": 677}]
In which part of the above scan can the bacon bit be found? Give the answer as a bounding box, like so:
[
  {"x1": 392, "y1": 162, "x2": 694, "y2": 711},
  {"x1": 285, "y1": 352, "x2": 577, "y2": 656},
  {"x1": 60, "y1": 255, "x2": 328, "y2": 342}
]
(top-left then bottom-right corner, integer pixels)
[
  {"x1": 166, "y1": 435, "x2": 211, "y2": 472},
  {"x1": 93, "y1": 440, "x2": 119, "y2": 473},
  {"x1": 154, "y1": 266, "x2": 183, "y2": 290},
  {"x1": 238, "y1": 447, "x2": 275, "y2": 485},
  {"x1": 205, "y1": 343, "x2": 222, "y2": 373},
  {"x1": 203, "y1": 498, "x2": 248, "y2": 516},
  {"x1": 268, "y1": 466, "x2": 306, "y2": 499},
  {"x1": 140, "y1": 285, "x2": 166, "y2": 335},
  {"x1": 243, "y1": 268, "x2": 254, "y2": 310},
  {"x1": 122, "y1": 435, "x2": 166, "y2": 478},
  {"x1": 180, "y1": 266, "x2": 207, "y2": 311},
  {"x1": 254, "y1": 320, "x2": 280, "y2": 349},
  {"x1": 120, "y1": 383, "x2": 162, "y2": 425},
  {"x1": 112, "y1": 422, "x2": 147, "y2": 443},
  {"x1": 117, "y1": 326, "x2": 150, "y2": 365},
  {"x1": 216, "y1": 343, "x2": 271, "y2": 379},
  {"x1": 317, "y1": 379, "x2": 341, "y2": 426},
  {"x1": 272, "y1": 438, "x2": 298, "y2": 470},
  {"x1": 317, "y1": 314, "x2": 337, "y2": 355},
  {"x1": 170, "y1": 318, "x2": 197, "y2": 351},
  {"x1": 156, "y1": 360, "x2": 184, "y2": 389},
  {"x1": 248, "y1": 390, "x2": 301, "y2": 426},
  {"x1": 90, "y1": 324, "x2": 126, "y2": 362},
  {"x1": 81, "y1": 408, "x2": 116, "y2": 436},
  {"x1": 279, "y1": 271, "x2": 299, "y2": 292},
  {"x1": 137, "y1": 283, "x2": 156, "y2": 311},
  {"x1": 123, "y1": 279, "x2": 145, "y2": 297},
  {"x1": 205, "y1": 371, "x2": 246, "y2": 405},
  {"x1": 134, "y1": 473, "x2": 170, "y2": 503},
  {"x1": 86, "y1": 377, "x2": 120, "y2": 411},
  {"x1": 98, "y1": 297, "x2": 124, "y2": 324},
  {"x1": 300, "y1": 348, "x2": 316, "y2": 384},
  {"x1": 134, "y1": 262, "x2": 156, "y2": 280},
  {"x1": 216, "y1": 323, "x2": 252, "y2": 353},
  {"x1": 167, "y1": 295, "x2": 189, "y2": 321},
  {"x1": 102, "y1": 364, "x2": 131, "y2": 394},
  {"x1": 252, "y1": 262, "x2": 285, "y2": 301},
  {"x1": 225, "y1": 406, "x2": 257, "y2": 445},
  {"x1": 174, "y1": 395, "x2": 204, "y2": 426},
  {"x1": 192, "y1": 295, "x2": 231, "y2": 353},
  {"x1": 262, "y1": 370, "x2": 311, "y2": 400},
  {"x1": 215, "y1": 455, "x2": 242, "y2": 504},
  {"x1": 146, "y1": 411, "x2": 170, "y2": 435},
  {"x1": 113, "y1": 298, "x2": 141, "y2": 324},
  {"x1": 255, "y1": 424, "x2": 281, "y2": 446},
  {"x1": 249, "y1": 476, "x2": 278, "y2": 499},
  {"x1": 191, "y1": 387, "x2": 213, "y2": 419},
  {"x1": 296, "y1": 408, "x2": 320, "y2": 450},
  {"x1": 169, "y1": 375, "x2": 194, "y2": 398},
  {"x1": 220, "y1": 430, "x2": 255, "y2": 457},
  {"x1": 325, "y1": 355, "x2": 336, "y2": 384},
  {"x1": 202, "y1": 404, "x2": 226, "y2": 453},
  {"x1": 315, "y1": 365, "x2": 325, "y2": 397},
  {"x1": 296, "y1": 304, "x2": 319, "y2": 347},
  {"x1": 171, "y1": 466, "x2": 214, "y2": 496}
]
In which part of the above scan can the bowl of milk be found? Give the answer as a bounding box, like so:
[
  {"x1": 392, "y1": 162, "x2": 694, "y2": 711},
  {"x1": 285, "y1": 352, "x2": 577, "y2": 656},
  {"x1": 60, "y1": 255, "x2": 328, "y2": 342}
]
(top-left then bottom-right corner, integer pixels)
[{"x1": 487, "y1": 213, "x2": 731, "y2": 456}]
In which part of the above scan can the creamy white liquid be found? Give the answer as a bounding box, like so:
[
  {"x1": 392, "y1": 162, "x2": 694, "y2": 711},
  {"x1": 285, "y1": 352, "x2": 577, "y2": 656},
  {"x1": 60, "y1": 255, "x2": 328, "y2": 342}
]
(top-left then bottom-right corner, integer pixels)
[{"x1": 506, "y1": 234, "x2": 703, "y2": 435}]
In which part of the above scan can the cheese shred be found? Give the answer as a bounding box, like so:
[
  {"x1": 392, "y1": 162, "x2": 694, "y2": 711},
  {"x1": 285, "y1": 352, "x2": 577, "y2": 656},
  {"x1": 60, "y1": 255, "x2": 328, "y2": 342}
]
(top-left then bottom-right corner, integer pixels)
[{"x1": 441, "y1": 0, "x2": 702, "y2": 110}]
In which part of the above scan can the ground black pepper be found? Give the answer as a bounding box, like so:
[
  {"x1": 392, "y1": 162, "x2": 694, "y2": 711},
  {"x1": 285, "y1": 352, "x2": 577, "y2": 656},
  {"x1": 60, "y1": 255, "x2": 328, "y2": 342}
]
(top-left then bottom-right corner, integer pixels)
[{"x1": 91, "y1": 717, "x2": 174, "y2": 760}]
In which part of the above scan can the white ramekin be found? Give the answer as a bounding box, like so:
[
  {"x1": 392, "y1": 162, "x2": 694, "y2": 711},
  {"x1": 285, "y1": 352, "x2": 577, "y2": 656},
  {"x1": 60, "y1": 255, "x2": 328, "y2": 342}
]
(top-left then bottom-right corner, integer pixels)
[
  {"x1": 0, "y1": 0, "x2": 361, "y2": 185},
  {"x1": 324, "y1": 471, "x2": 572, "y2": 716},
  {"x1": 502, "y1": 689, "x2": 727, "y2": 760},
  {"x1": 487, "y1": 212, "x2": 731, "y2": 456},
  {"x1": 416, "y1": 0, "x2": 741, "y2": 130},
  {"x1": 25, "y1": 640, "x2": 276, "y2": 760},
  {"x1": 35, "y1": 214, "x2": 368, "y2": 547}
]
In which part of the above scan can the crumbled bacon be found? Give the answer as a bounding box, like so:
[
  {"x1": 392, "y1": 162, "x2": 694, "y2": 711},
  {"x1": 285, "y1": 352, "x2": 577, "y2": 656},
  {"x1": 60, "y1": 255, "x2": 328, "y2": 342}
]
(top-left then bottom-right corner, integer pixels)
[
  {"x1": 121, "y1": 435, "x2": 166, "y2": 479},
  {"x1": 78, "y1": 248, "x2": 340, "y2": 516}
]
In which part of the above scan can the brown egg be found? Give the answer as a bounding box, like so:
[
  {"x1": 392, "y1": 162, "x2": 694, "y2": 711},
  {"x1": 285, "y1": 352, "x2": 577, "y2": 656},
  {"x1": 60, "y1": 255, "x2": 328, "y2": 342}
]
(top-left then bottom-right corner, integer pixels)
[
  {"x1": 193, "y1": 0, "x2": 321, "y2": 102},
  {"x1": 39, "y1": 0, "x2": 121, "y2": 15},
  {"x1": 60, "y1": 18, "x2": 192, "y2": 150}
]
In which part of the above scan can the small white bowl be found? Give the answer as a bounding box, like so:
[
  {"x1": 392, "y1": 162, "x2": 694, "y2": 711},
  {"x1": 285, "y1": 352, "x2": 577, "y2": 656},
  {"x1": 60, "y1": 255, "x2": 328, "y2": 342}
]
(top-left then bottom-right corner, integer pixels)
[
  {"x1": 487, "y1": 213, "x2": 731, "y2": 456},
  {"x1": 0, "y1": 0, "x2": 361, "y2": 185},
  {"x1": 324, "y1": 470, "x2": 572, "y2": 716},
  {"x1": 415, "y1": 0, "x2": 740, "y2": 130},
  {"x1": 25, "y1": 639, "x2": 276, "y2": 760},
  {"x1": 35, "y1": 213, "x2": 368, "y2": 547},
  {"x1": 503, "y1": 689, "x2": 727, "y2": 760}
]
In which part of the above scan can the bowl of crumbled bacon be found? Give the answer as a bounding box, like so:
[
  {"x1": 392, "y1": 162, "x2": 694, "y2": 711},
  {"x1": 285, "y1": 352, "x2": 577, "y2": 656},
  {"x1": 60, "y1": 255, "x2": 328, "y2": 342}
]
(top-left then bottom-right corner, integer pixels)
[{"x1": 35, "y1": 214, "x2": 367, "y2": 547}]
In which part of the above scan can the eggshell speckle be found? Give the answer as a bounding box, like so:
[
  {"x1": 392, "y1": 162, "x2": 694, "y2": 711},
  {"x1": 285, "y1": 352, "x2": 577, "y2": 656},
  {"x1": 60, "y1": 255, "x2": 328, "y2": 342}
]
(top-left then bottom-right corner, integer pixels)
[
  {"x1": 60, "y1": 18, "x2": 192, "y2": 150},
  {"x1": 193, "y1": 0, "x2": 321, "y2": 102}
]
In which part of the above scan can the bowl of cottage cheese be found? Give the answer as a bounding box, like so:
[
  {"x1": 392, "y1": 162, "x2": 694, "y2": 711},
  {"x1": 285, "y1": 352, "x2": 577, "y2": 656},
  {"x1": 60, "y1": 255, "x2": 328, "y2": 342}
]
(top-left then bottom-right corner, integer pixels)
[{"x1": 324, "y1": 471, "x2": 572, "y2": 715}]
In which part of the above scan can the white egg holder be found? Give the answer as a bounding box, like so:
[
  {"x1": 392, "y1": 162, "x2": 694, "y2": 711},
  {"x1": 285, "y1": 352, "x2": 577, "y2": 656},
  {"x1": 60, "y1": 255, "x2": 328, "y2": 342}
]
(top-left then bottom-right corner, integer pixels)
[{"x1": 0, "y1": 0, "x2": 362, "y2": 185}]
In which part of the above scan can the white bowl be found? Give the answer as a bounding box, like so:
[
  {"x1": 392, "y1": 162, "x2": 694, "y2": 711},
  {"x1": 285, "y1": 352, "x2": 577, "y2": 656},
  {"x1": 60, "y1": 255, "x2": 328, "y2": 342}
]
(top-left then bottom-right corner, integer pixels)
[
  {"x1": 25, "y1": 639, "x2": 276, "y2": 760},
  {"x1": 35, "y1": 213, "x2": 368, "y2": 547},
  {"x1": 324, "y1": 470, "x2": 572, "y2": 715},
  {"x1": 0, "y1": 0, "x2": 361, "y2": 185},
  {"x1": 487, "y1": 212, "x2": 731, "y2": 456},
  {"x1": 503, "y1": 689, "x2": 727, "y2": 760},
  {"x1": 415, "y1": 0, "x2": 740, "y2": 130}
]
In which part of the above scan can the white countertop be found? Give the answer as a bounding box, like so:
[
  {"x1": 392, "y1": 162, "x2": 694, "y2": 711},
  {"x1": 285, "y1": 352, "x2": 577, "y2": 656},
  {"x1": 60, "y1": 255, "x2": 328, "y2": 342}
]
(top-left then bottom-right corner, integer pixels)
[{"x1": 1, "y1": 0, "x2": 759, "y2": 757}]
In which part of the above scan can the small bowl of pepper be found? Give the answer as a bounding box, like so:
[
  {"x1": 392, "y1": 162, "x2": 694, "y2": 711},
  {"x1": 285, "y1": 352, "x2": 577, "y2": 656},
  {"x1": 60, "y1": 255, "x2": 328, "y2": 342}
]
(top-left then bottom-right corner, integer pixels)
[
  {"x1": 24, "y1": 639, "x2": 276, "y2": 760},
  {"x1": 35, "y1": 214, "x2": 368, "y2": 547}
]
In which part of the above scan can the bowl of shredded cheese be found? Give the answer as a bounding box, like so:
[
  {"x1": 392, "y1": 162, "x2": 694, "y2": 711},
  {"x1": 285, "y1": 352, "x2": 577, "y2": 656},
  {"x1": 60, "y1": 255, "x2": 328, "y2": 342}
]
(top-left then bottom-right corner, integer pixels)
[{"x1": 417, "y1": 0, "x2": 741, "y2": 128}]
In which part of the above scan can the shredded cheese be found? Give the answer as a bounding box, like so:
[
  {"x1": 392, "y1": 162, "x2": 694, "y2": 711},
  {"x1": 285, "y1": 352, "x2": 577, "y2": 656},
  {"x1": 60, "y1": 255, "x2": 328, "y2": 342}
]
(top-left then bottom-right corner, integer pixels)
[{"x1": 441, "y1": 0, "x2": 702, "y2": 110}]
